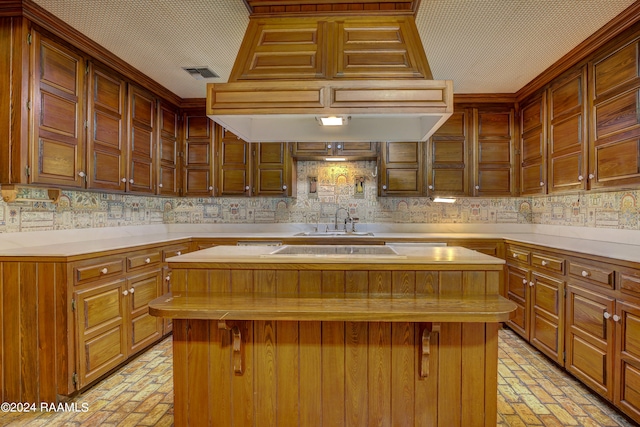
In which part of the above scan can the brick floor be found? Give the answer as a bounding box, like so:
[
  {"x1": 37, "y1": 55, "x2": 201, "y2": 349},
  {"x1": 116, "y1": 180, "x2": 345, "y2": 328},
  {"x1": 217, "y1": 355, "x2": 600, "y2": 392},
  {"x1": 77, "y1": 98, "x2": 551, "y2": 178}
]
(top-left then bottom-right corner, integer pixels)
[{"x1": 1, "y1": 329, "x2": 637, "y2": 426}]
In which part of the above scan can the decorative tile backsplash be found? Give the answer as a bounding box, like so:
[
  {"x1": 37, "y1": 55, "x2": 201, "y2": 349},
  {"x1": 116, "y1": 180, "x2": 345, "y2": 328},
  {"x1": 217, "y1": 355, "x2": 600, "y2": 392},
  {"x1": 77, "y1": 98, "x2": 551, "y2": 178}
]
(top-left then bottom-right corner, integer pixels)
[{"x1": 1, "y1": 160, "x2": 638, "y2": 233}]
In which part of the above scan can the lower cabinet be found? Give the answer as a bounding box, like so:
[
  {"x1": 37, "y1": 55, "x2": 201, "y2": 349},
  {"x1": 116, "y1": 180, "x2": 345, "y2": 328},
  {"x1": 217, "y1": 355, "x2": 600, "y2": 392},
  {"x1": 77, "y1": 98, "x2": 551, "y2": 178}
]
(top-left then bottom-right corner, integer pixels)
[
  {"x1": 128, "y1": 270, "x2": 163, "y2": 354},
  {"x1": 615, "y1": 299, "x2": 640, "y2": 421}
]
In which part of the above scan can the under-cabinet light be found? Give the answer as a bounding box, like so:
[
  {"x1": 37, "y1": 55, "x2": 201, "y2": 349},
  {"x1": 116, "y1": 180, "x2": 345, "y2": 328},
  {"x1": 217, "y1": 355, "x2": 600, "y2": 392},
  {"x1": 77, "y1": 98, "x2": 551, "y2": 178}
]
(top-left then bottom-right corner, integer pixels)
[
  {"x1": 324, "y1": 157, "x2": 347, "y2": 161},
  {"x1": 432, "y1": 197, "x2": 457, "y2": 203},
  {"x1": 317, "y1": 116, "x2": 349, "y2": 126}
]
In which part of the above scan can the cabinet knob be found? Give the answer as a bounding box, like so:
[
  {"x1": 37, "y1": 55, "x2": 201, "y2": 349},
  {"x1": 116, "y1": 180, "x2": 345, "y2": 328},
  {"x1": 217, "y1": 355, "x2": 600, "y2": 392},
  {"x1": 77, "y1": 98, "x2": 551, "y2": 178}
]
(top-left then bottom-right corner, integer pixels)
[
  {"x1": 603, "y1": 311, "x2": 611, "y2": 320},
  {"x1": 177, "y1": 251, "x2": 181, "y2": 256},
  {"x1": 513, "y1": 252, "x2": 518, "y2": 258},
  {"x1": 428, "y1": 185, "x2": 433, "y2": 190},
  {"x1": 539, "y1": 182, "x2": 545, "y2": 187},
  {"x1": 578, "y1": 175, "x2": 584, "y2": 181},
  {"x1": 129, "y1": 179, "x2": 134, "y2": 184},
  {"x1": 123, "y1": 290, "x2": 128, "y2": 296},
  {"x1": 529, "y1": 281, "x2": 534, "y2": 287},
  {"x1": 245, "y1": 185, "x2": 250, "y2": 191},
  {"x1": 282, "y1": 185, "x2": 287, "y2": 190},
  {"x1": 158, "y1": 183, "x2": 163, "y2": 188},
  {"x1": 209, "y1": 186, "x2": 213, "y2": 191},
  {"x1": 145, "y1": 258, "x2": 151, "y2": 263},
  {"x1": 581, "y1": 270, "x2": 590, "y2": 277},
  {"x1": 327, "y1": 144, "x2": 332, "y2": 149},
  {"x1": 101, "y1": 268, "x2": 108, "y2": 274},
  {"x1": 541, "y1": 260, "x2": 547, "y2": 266},
  {"x1": 382, "y1": 185, "x2": 387, "y2": 190},
  {"x1": 475, "y1": 185, "x2": 480, "y2": 190},
  {"x1": 337, "y1": 144, "x2": 342, "y2": 149},
  {"x1": 78, "y1": 171, "x2": 86, "y2": 178},
  {"x1": 613, "y1": 314, "x2": 620, "y2": 322},
  {"x1": 522, "y1": 278, "x2": 527, "y2": 285},
  {"x1": 130, "y1": 287, "x2": 135, "y2": 293},
  {"x1": 588, "y1": 173, "x2": 595, "y2": 179},
  {"x1": 121, "y1": 178, "x2": 127, "y2": 183},
  {"x1": 165, "y1": 275, "x2": 171, "y2": 281}
]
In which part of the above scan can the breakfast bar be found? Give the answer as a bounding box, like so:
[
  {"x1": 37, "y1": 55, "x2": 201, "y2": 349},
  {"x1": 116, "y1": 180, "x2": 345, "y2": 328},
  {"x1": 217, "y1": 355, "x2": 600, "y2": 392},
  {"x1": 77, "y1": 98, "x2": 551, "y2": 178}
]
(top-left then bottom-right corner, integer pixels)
[{"x1": 150, "y1": 244, "x2": 516, "y2": 427}]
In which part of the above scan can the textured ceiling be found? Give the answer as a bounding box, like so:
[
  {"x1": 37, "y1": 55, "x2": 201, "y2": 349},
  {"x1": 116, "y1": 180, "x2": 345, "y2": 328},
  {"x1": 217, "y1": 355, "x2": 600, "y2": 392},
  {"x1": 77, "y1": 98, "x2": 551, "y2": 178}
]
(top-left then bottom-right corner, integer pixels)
[{"x1": 31, "y1": 0, "x2": 637, "y2": 99}]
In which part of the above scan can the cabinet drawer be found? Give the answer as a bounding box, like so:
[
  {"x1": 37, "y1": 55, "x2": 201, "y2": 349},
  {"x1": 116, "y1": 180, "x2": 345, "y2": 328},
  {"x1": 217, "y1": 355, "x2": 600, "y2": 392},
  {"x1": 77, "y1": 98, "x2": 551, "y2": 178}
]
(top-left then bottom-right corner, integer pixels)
[
  {"x1": 569, "y1": 261, "x2": 615, "y2": 289},
  {"x1": 506, "y1": 246, "x2": 530, "y2": 264},
  {"x1": 532, "y1": 253, "x2": 565, "y2": 274},
  {"x1": 163, "y1": 244, "x2": 191, "y2": 260},
  {"x1": 74, "y1": 257, "x2": 124, "y2": 285},
  {"x1": 620, "y1": 271, "x2": 640, "y2": 297},
  {"x1": 127, "y1": 250, "x2": 162, "y2": 270}
]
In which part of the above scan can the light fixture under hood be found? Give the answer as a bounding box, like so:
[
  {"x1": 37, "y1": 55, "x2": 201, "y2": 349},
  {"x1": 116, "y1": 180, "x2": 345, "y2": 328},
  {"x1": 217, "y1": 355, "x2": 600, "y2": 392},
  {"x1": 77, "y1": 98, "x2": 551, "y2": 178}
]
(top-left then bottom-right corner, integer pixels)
[{"x1": 207, "y1": 14, "x2": 453, "y2": 143}]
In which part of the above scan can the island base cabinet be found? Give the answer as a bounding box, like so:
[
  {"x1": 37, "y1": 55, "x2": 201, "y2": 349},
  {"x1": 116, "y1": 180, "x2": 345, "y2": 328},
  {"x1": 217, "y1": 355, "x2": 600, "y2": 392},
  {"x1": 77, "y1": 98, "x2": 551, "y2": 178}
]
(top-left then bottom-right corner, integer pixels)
[
  {"x1": 171, "y1": 319, "x2": 499, "y2": 427},
  {"x1": 615, "y1": 300, "x2": 640, "y2": 422}
]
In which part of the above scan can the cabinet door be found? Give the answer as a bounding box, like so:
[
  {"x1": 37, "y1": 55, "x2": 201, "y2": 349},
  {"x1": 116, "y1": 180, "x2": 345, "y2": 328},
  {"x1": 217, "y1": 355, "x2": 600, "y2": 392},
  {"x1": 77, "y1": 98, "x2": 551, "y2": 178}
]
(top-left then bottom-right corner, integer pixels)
[
  {"x1": 548, "y1": 66, "x2": 588, "y2": 193},
  {"x1": 127, "y1": 270, "x2": 163, "y2": 355},
  {"x1": 86, "y1": 63, "x2": 127, "y2": 191},
  {"x1": 530, "y1": 272, "x2": 564, "y2": 365},
  {"x1": 183, "y1": 111, "x2": 214, "y2": 196},
  {"x1": 615, "y1": 299, "x2": 640, "y2": 423},
  {"x1": 217, "y1": 127, "x2": 250, "y2": 196},
  {"x1": 253, "y1": 142, "x2": 293, "y2": 197},
  {"x1": 520, "y1": 92, "x2": 547, "y2": 195},
  {"x1": 291, "y1": 142, "x2": 331, "y2": 158},
  {"x1": 590, "y1": 39, "x2": 640, "y2": 189},
  {"x1": 158, "y1": 102, "x2": 180, "y2": 196},
  {"x1": 127, "y1": 84, "x2": 156, "y2": 193},
  {"x1": 31, "y1": 32, "x2": 85, "y2": 187},
  {"x1": 74, "y1": 279, "x2": 127, "y2": 388},
  {"x1": 506, "y1": 264, "x2": 529, "y2": 339},
  {"x1": 379, "y1": 141, "x2": 425, "y2": 197},
  {"x1": 428, "y1": 111, "x2": 468, "y2": 196},
  {"x1": 335, "y1": 142, "x2": 378, "y2": 158},
  {"x1": 566, "y1": 284, "x2": 616, "y2": 400},
  {"x1": 474, "y1": 108, "x2": 515, "y2": 196}
]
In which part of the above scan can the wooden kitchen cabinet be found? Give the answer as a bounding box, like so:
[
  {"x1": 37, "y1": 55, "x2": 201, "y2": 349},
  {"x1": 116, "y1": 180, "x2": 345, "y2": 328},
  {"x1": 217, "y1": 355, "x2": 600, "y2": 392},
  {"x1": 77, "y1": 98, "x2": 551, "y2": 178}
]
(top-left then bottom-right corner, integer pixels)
[
  {"x1": 505, "y1": 244, "x2": 565, "y2": 365},
  {"x1": 427, "y1": 111, "x2": 469, "y2": 196},
  {"x1": 615, "y1": 297, "x2": 640, "y2": 422},
  {"x1": 378, "y1": 141, "x2": 426, "y2": 196},
  {"x1": 182, "y1": 108, "x2": 215, "y2": 196},
  {"x1": 157, "y1": 101, "x2": 180, "y2": 196},
  {"x1": 30, "y1": 30, "x2": 86, "y2": 188},
  {"x1": 127, "y1": 84, "x2": 156, "y2": 194},
  {"x1": 216, "y1": 126, "x2": 295, "y2": 197},
  {"x1": 86, "y1": 62, "x2": 128, "y2": 191},
  {"x1": 519, "y1": 92, "x2": 548, "y2": 195}
]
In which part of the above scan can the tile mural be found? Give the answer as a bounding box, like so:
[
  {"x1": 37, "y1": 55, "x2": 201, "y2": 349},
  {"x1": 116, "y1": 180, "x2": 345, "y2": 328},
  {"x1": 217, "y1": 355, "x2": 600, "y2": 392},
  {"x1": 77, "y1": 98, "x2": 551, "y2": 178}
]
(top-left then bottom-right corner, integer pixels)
[{"x1": 0, "y1": 160, "x2": 638, "y2": 233}]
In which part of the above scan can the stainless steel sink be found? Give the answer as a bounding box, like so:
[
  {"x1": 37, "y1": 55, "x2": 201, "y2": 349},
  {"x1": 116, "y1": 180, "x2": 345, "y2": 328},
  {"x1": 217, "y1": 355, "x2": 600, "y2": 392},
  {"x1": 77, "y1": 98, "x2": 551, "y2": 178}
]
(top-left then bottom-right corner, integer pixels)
[{"x1": 294, "y1": 231, "x2": 374, "y2": 237}]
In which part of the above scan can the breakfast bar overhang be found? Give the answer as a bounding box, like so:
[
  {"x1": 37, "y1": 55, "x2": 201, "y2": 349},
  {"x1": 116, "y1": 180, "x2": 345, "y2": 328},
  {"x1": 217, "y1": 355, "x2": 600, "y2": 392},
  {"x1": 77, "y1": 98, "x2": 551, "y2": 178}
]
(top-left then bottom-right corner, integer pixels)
[{"x1": 150, "y1": 245, "x2": 516, "y2": 427}]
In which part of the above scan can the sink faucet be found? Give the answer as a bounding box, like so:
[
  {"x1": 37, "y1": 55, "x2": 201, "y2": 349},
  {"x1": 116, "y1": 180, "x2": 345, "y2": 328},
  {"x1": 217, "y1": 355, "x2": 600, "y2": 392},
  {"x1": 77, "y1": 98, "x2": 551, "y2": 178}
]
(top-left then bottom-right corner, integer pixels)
[{"x1": 334, "y1": 207, "x2": 351, "y2": 231}]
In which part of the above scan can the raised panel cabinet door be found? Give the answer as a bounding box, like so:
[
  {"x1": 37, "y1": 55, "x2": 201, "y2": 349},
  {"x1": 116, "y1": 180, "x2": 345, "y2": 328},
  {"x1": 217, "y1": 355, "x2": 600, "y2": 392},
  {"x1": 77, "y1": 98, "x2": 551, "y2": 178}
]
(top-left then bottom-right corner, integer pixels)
[
  {"x1": 86, "y1": 63, "x2": 127, "y2": 191},
  {"x1": 217, "y1": 127, "x2": 250, "y2": 196},
  {"x1": 379, "y1": 141, "x2": 425, "y2": 197},
  {"x1": 548, "y1": 66, "x2": 588, "y2": 193},
  {"x1": 615, "y1": 299, "x2": 640, "y2": 424},
  {"x1": 253, "y1": 142, "x2": 293, "y2": 197},
  {"x1": 474, "y1": 108, "x2": 515, "y2": 196},
  {"x1": 566, "y1": 284, "x2": 616, "y2": 401},
  {"x1": 157, "y1": 102, "x2": 180, "y2": 196},
  {"x1": 291, "y1": 142, "x2": 332, "y2": 158},
  {"x1": 127, "y1": 84, "x2": 156, "y2": 193},
  {"x1": 590, "y1": 38, "x2": 640, "y2": 189},
  {"x1": 74, "y1": 279, "x2": 128, "y2": 388},
  {"x1": 31, "y1": 32, "x2": 85, "y2": 187},
  {"x1": 520, "y1": 93, "x2": 547, "y2": 195},
  {"x1": 335, "y1": 142, "x2": 378, "y2": 158},
  {"x1": 127, "y1": 270, "x2": 163, "y2": 355},
  {"x1": 183, "y1": 111, "x2": 214, "y2": 196},
  {"x1": 506, "y1": 264, "x2": 529, "y2": 339},
  {"x1": 428, "y1": 111, "x2": 468, "y2": 196},
  {"x1": 530, "y1": 272, "x2": 564, "y2": 365}
]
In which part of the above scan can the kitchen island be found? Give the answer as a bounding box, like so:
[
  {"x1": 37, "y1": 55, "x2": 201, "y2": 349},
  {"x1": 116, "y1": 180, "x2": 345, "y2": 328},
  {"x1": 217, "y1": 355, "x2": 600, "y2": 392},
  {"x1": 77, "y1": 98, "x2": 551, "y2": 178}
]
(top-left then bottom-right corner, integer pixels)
[{"x1": 150, "y1": 244, "x2": 516, "y2": 427}]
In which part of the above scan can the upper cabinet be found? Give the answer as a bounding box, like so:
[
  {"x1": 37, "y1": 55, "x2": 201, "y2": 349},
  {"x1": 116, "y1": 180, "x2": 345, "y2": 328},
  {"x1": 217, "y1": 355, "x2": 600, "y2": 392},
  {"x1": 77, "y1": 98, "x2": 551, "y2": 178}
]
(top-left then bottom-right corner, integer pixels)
[
  {"x1": 182, "y1": 108, "x2": 215, "y2": 197},
  {"x1": 589, "y1": 37, "x2": 640, "y2": 189},
  {"x1": 427, "y1": 111, "x2": 469, "y2": 196},
  {"x1": 291, "y1": 142, "x2": 378, "y2": 160},
  {"x1": 30, "y1": 31, "x2": 86, "y2": 188},
  {"x1": 474, "y1": 108, "x2": 516, "y2": 196},
  {"x1": 127, "y1": 84, "x2": 156, "y2": 194},
  {"x1": 157, "y1": 101, "x2": 180, "y2": 196},
  {"x1": 520, "y1": 92, "x2": 548, "y2": 196},
  {"x1": 378, "y1": 141, "x2": 426, "y2": 197}
]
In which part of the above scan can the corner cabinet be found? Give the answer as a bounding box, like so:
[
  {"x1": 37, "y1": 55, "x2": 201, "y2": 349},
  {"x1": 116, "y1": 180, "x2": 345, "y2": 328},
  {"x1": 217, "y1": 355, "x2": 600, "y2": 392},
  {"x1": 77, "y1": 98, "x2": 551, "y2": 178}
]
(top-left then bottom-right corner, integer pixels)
[{"x1": 216, "y1": 126, "x2": 295, "y2": 197}]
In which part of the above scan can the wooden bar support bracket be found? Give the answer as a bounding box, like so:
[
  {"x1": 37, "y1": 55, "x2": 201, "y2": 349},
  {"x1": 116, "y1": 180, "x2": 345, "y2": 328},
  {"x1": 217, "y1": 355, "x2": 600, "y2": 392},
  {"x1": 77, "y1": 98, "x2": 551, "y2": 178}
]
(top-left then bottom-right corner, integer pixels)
[
  {"x1": 420, "y1": 323, "x2": 440, "y2": 379},
  {"x1": 218, "y1": 320, "x2": 244, "y2": 375}
]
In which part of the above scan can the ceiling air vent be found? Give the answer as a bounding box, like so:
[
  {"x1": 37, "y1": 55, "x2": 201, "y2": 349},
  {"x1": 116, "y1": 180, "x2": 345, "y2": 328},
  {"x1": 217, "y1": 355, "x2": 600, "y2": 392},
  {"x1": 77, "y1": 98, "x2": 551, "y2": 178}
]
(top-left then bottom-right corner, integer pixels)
[{"x1": 182, "y1": 66, "x2": 219, "y2": 80}]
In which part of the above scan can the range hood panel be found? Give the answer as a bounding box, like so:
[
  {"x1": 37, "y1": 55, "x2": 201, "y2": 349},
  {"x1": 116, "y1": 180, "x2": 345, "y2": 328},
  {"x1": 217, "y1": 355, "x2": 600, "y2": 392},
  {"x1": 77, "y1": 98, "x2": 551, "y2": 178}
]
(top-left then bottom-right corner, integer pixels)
[{"x1": 211, "y1": 114, "x2": 451, "y2": 143}]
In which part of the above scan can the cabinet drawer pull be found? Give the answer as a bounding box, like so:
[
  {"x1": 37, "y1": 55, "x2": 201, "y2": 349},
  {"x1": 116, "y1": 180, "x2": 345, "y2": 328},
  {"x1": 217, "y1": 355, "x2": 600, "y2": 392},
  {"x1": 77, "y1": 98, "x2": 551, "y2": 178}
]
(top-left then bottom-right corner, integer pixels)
[
  {"x1": 529, "y1": 281, "x2": 534, "y2": 287},
  {"x1": 165, "y1": 275, "x2": 171, "y2": 281},
  {"x1": 101, "y1": 268, "x2": 108, "y2": 274},
  {"x1": 613, "y1": 314, "x2": 620, "y2": 322},
  {"x1": 145, "y1": 258, "x2": 151, "y2": 263},
  {"x1": 581, "y1": 270, "x2": 590, "y2": 277},
  {"x1": 177, "y1": 251, "x2": 181, "y2": 256},
  {"x1": 541, "y1": 260, "x2": 547, "y2": 266},
  {"x1": 522, "y1": 278, "x2": 527, "y2": 285},
  {"x1": 603, "y1": 311, "x2": 611, "y2": 320},
  {"x1": 123, "y1": 290, "x2": 128, "y2": 296},
  {"x1": 129, "y1": 288, "x2": 135, "y2": 293}
]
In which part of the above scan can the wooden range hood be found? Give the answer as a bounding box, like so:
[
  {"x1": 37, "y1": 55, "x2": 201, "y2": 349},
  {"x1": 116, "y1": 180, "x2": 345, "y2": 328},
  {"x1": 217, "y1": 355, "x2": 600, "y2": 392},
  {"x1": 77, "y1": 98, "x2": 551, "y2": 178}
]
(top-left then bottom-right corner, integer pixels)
[{"x1": 207, "y1": 3, "x2": 453, "y2": 142}]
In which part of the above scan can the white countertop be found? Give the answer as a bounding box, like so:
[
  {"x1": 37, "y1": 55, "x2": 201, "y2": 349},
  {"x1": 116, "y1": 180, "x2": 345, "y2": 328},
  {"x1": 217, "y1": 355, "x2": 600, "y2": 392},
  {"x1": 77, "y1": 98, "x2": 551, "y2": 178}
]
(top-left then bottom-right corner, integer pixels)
[{"x1": 0, "y1": 223, "x2": 639, "y2": 264}]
